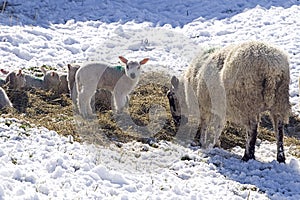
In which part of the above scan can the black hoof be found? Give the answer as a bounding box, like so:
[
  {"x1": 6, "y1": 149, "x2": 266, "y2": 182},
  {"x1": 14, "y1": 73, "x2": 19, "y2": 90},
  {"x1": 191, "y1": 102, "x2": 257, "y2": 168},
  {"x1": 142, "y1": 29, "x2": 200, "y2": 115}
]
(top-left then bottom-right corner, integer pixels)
[
  {"x1": 242, "y1": 154, "x2": 255, "y2": 162},
  {"x1": 277, "y1": 152, "x2": 286, "y2": 163}
]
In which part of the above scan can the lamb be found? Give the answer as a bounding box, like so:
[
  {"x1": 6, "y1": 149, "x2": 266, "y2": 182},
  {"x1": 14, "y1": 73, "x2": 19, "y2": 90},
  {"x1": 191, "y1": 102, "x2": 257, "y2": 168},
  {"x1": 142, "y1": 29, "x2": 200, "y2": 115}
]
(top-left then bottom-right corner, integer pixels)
[
  {"x1": 23, "y1": 74, "x2": 44, "y2": 89},
  {"x1": 76, "y1": 56, "x2": 149, "y2": 118},
  {"x1": 0, "y1": 69, "x2": 26, "y2": 90},
  {"x1": 41, "y1": 67, "x2": 69, "y2": 94},
  {"x1": 1, "y1": 67, "x2": 69, "y2": 95},
  {"x1": 41, "y1": 67, "x2": 60, "y2": 91},
  {"x1": 167, "y1": 41, "x2": 290, "y2": 163},
  {"x1": 0, "y1": 87, "x2": 13, "y2": 109},
  {"x1": 67, "y1": 64, "x2": 113, "y2": 112},
  {"x1": 58, "y1": 74, "x2": 69, "y2": 94}
]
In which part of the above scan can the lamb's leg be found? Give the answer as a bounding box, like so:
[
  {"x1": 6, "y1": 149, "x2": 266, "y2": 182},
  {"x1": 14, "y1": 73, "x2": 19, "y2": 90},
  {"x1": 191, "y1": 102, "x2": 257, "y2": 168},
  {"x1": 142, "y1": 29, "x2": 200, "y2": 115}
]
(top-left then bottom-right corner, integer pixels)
[
  {"x1": 113, "y1": 91, "x2": 127, "y2": 112},
  {"x1": 78, "y1": 87, "x2": 96, "y2": 118},
  {"x1": 71, "y1": 85, "x2": 78, "y2": 111},
  {"x1": 276, "y1": 120, "x2": 286, "y2": 163},
  {"x1": 242, "y1": 120, "x2": 258, "y2": 161},
  {"x1": 78, "y1": 90, "x2": 88, "y2": 117}
]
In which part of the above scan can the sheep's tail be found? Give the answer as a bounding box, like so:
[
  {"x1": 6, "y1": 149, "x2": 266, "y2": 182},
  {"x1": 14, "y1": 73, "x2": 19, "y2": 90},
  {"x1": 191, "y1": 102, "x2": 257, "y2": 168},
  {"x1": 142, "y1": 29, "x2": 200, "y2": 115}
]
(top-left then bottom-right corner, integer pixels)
[{"x1": 262, "y1": 69, "x2": 290, "y2": 123}]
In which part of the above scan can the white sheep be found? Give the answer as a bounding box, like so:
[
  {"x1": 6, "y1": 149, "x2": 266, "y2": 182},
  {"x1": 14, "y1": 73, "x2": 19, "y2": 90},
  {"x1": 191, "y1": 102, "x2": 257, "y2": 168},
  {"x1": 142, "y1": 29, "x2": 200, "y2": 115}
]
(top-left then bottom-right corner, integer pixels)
[
  {"x1": 0, "y1": 69, "x2": 26, "y2": 90},
  {"x1": 0, "y1": 87, "x2": 13, "y2": 109},
  {"x1": 76, "y1": 56, "x2": 149, "y2": 118},
  {"x1": 41, "y1": 67, "x2": 69, "y2": 94},
  {"x1": 167, "y1": 41, "x2": 290, "y2": 163}
]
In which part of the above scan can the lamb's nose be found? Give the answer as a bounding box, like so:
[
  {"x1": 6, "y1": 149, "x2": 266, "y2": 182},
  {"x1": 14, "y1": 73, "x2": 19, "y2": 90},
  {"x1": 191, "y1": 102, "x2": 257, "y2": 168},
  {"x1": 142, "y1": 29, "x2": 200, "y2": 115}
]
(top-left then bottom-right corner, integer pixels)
[{"x1": 130, "y1": 73, "x2": 136, "y2": 79}]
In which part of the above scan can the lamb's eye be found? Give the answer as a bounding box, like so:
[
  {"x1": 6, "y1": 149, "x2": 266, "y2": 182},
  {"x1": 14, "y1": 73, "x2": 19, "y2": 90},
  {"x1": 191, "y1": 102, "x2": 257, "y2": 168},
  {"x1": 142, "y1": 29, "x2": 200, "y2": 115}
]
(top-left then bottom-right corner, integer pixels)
[{"x1": 138, "y1": 66, "x2": 141, "y2": 70}]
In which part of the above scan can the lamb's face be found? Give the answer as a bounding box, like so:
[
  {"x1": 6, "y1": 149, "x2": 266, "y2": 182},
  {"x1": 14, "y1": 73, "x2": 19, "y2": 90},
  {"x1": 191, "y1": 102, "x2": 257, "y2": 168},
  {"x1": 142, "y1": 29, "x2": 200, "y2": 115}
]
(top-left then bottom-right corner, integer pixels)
[
  {"x1": 119, "y1": 56, "x2": 149, "y2": 81},
  {"x1": 44, "y1": 71, "x2": 60, "y2": 90},
  {"x1": 17, "y1": 71, "x2": 26, "y2": 89},
  {"x1": 125, "y1": 61, "x2": 141, "y2": 80},
  {"x1": 7, "y1": 70, "x2": 26, "y2": 90}
]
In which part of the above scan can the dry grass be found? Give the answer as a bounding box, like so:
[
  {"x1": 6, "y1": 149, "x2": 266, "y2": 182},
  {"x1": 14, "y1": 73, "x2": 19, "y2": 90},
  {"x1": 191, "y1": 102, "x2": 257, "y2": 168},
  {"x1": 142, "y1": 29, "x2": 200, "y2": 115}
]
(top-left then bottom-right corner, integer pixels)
[{"x1": 1, "y1": 70, "x2": 300, "y2": 157}]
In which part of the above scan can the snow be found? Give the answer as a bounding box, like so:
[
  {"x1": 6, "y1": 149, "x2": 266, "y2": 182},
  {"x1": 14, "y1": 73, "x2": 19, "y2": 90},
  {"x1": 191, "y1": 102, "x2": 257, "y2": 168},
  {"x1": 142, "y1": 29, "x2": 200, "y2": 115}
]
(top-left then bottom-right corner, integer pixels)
[{"x1": 0, "y1": 0, "x2": 300, "y2": 199}]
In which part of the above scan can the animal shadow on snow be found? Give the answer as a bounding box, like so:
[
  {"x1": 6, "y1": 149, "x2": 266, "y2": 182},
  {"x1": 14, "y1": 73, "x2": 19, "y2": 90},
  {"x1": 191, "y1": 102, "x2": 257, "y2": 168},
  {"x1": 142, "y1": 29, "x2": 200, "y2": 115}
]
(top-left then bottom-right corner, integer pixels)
[{"x1": 206, "y1": 148, "x2": 300, "y2": 198}]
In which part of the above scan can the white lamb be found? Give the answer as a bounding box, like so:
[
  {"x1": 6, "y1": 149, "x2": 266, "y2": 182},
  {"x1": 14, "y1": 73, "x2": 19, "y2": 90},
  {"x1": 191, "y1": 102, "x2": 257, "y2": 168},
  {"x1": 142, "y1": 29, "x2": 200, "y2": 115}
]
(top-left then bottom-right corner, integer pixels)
[
  {"x1": 0, "y1": 69, "x2": 26, "y2": 90},
  {"x1": 24, "y1": 74, "x2": 44, "y2": 89},
  {"x1": 0, "y1": 87, "x2": 13, "y2": 109},
  {"x1": 76, "y1": 56, "x2": 149, "y2": 118},
  {"x1": 167, "y1": 41, "x2": 290, "y2": 163},
  {"x1": 58, "y1": 74, "x2": 69, "y2": 94},
  {"x1": 1, "y1": 68, "x2": 45, "y2": 90},
  {"x1": 41, "y1": 67, "x2": 69, "y2": 94}
]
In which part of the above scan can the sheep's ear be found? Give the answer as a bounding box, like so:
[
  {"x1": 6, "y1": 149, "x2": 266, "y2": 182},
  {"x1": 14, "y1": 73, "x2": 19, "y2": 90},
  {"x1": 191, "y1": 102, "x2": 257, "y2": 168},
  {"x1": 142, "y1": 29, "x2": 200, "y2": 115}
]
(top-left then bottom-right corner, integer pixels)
[
  {"x1": 171, "y1": 76, "x2": 179, "y2": 89},
  {"x1": 119, "y1": 56, "x2": 128, "y2": 64},
  {"x1": 140, "y1": 58, "x2": 149, "y2": 65},
  {"x1": 67, "y1": 64, "x2": 72, "y2": 70},
  {"x1": 0, "y1": 69, "x2": 9, "y2": 75}
]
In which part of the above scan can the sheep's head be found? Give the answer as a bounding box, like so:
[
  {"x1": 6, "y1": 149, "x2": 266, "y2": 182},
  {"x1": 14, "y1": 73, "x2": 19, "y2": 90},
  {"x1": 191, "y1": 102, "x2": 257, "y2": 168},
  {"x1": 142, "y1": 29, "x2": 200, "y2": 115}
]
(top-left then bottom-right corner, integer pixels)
[
  {"x1": 67, "y1": 64, "x2": 80, "y2": 90},
  {"x1": 167, "y1": 76, "x2": 188, "y2": 126},
  {"x1": 43, "y1": 71, "x2": 60, "y2": 91},
  {"x1": 119, "y1": 56, "x2": 149, "y2": 80},
  {"x1": 5, "y1": 70, "x2": 26, "y2": 90}
]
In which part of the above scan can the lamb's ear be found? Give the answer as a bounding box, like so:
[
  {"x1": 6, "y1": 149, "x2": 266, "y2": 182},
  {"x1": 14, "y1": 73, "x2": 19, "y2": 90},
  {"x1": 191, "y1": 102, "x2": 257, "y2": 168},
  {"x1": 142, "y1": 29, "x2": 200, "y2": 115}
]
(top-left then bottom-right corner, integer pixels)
[
  {"x1": 67, "y1": 64, "x2": 72, "y2": 70},
  {"x1": 171, "y1": 76, "x2": 179, "y2": 89},
  {"x1": 119, "y1": 56, "x2": 128, "y2": 64},
  {"x1": 140, "y1": 58, "x2": 149, "y2": 65}
]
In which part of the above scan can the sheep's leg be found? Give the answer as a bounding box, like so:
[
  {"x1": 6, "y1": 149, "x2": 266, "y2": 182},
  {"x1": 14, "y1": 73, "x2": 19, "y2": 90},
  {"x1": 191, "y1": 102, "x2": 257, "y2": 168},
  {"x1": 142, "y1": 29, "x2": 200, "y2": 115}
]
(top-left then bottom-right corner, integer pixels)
[
  {"x1": 276, "y1": 120, "x2": 286, "y2": 163},
  {"x1": 242, "y1": 120, "x2": 258, "y2": 161},
  {"x1": 191, "y1": 120, "x2": 207, "y2": 147},
  {"x1": 192, "y1": 128, "x2": 202, "y2": 147},
  {"x1": 206, "y1": 114, "x2": 224, "y2": 148}
]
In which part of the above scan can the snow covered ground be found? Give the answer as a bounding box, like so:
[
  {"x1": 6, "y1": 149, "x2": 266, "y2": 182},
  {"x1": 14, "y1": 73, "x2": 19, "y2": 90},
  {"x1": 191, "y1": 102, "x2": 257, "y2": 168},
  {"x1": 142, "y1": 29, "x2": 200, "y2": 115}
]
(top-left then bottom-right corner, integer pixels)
[{"x1": 0, "y1": 0, "x2": 300, "y2": 199}]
